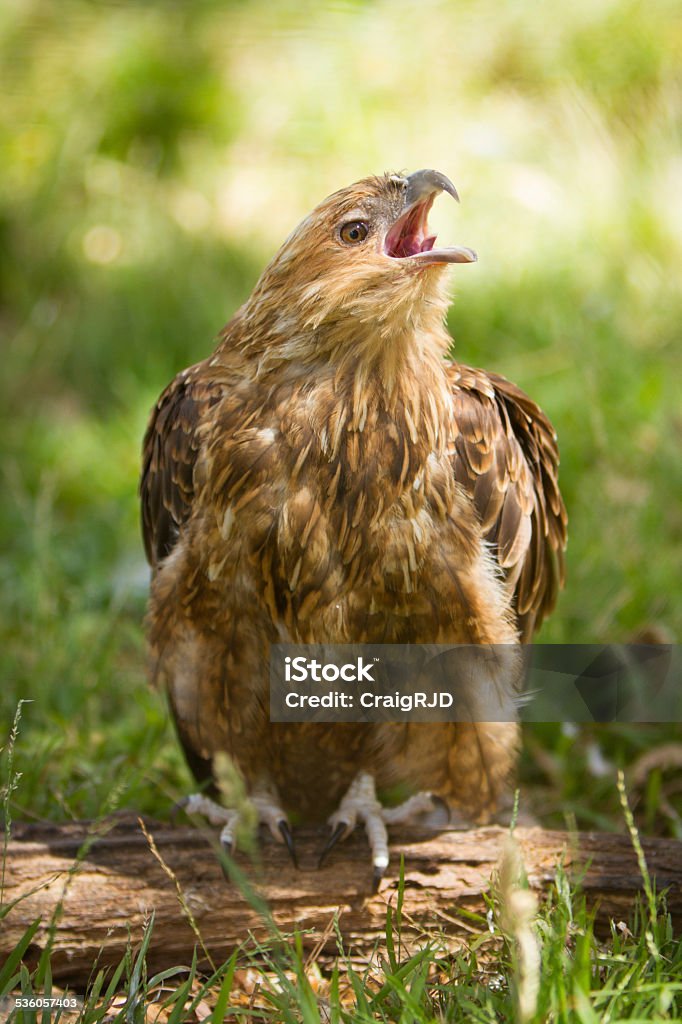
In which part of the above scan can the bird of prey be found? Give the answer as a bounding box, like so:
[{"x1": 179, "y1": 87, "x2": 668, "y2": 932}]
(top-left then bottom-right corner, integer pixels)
[{"x1": 141, "y1": 169, "x2": 567, "y2": 884}]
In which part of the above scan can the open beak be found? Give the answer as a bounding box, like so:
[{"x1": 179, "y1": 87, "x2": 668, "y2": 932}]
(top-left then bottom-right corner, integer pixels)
[{"x1": 384, "y1": 169, "x2": 477, "y2": 266}]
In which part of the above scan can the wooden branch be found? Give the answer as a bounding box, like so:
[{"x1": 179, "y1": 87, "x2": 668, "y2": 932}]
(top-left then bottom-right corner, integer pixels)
[{"x1": 3, "y1": 818, "x2": 681, "y2": 985}]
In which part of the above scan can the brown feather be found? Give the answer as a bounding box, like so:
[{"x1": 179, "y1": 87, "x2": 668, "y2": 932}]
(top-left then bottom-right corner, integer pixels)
[{"x1": 446, "y1": 363, "x2": 567, "y2": 640}]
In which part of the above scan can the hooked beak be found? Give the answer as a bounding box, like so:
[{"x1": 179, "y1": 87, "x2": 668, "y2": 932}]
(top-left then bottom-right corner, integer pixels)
[{"x1": 384, "y1": 168, "x2": 477, "y2": 266}]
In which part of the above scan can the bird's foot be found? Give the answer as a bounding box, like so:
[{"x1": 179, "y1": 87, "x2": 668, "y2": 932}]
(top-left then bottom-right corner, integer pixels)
[
  {"x1": 318, "y1": 772, "x2": 445, "y2": 890},
  {"x1": 319, "y1": 771, "x2": 389, "y2": 889},
  {"x1": 179, "y1": 792, "x2": 297, "y2": 867}
]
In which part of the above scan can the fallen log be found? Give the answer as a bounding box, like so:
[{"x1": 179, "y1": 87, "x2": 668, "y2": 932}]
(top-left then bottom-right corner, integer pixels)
[{"x1": 3, "y1": 818, "x2": 681, "y2": 985}]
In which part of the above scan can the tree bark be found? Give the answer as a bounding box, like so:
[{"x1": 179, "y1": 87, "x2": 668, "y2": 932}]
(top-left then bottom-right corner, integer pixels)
[{"x1": 3, "y1": 818, "x2": 681, "y2": 985}]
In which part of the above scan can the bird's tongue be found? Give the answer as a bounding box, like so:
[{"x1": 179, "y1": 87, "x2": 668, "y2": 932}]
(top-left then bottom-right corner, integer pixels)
[{"x1": 390, "y1": 233, "x2": 437, "y2": 257}]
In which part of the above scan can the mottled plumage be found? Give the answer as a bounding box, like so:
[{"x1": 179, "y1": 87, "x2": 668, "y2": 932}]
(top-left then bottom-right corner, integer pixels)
[{"x1": 141, "y1": 170, "x2": 566, "y2": 868}]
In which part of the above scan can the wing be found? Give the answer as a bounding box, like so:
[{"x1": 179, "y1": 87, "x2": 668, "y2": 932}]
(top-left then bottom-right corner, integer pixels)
[
  {"x1": 446, "y1": 362, "x2": 567, "y2": 640},
  {"x1": 140, "y1": 362, "x2": 223, "y2": 567}
]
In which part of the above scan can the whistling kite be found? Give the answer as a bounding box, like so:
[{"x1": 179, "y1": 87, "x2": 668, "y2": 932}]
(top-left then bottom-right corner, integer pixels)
[{"x1": 141, "y1": 170, "x2": 566, "y2": 884}]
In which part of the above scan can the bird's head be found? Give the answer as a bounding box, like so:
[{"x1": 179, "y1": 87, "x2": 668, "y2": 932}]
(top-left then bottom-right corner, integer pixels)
[{"x1": 240, "y1": 170, "x2": 477, "y2": 372}]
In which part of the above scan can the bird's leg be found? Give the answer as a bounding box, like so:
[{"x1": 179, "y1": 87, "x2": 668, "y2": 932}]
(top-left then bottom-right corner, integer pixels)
[
  {"x1": 180, "y1": 789, "x2": 297, "y2": 866},
  {"x1": 319, "y1": 772, "x2": 445, "y2": 889},
  {"x1": 319, "y1": 772, "x2": 388, "y2": 888}
]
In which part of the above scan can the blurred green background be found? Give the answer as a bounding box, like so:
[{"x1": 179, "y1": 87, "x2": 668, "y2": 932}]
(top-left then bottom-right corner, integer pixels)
[{"x1": 1, "y1": 0, "x2": 681, "y2": 832}]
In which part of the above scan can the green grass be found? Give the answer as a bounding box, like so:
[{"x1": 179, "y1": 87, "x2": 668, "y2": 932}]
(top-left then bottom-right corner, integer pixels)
[{"x1": 1, "y1": 0, "x2": 681, "y2": 1017}]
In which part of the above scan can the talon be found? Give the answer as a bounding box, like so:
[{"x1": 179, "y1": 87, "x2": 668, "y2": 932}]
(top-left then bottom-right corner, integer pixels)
[
  {"x1": 278, "y1": 819, "x2": 298, "y2": 868},
  {"x1": 318, "y1": 821, "x2": 349, "y2": 868},
  {"x1": 219, "y1": 837, "x2": 233, "y2": 879},
  {"x1": 372, "y1": 864, "x2": 386, "y2": 893}
]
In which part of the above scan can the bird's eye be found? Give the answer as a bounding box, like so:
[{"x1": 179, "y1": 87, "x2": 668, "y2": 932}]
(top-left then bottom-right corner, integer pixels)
[{"x1": 340, "y1": 221, "x2": 370, "y2": 245}]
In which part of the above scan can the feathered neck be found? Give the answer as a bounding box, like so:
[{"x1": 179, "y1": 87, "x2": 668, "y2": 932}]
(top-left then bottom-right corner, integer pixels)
[{"x1": 217, "y1": 265, "x2": 455, "y2": 403}]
